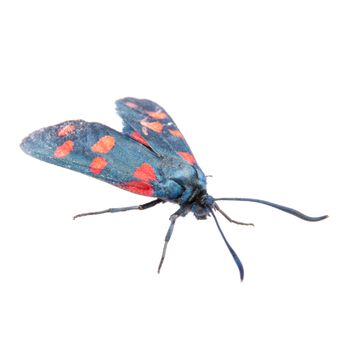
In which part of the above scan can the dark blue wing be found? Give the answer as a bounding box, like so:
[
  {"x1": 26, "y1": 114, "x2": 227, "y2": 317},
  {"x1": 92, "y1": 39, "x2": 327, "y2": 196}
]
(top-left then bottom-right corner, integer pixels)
[
  {"x1": 116, "y1": 98, "x2": 197, "y2": 166},
  {"x1": 20, "y1": 120, "x2": 184, "y2": 199}
]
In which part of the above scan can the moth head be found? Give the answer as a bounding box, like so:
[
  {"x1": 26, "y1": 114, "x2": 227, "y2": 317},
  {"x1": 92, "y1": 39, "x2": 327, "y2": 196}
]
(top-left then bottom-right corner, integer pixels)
[{"x1": 191, "y1": 194, "x2": 215, "y2": 220}]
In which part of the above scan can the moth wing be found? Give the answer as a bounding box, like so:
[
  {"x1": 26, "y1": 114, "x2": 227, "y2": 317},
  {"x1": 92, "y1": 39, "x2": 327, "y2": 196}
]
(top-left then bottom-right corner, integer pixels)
[
  {"x1": 20, "y1": 120, "x2": 183, "y2": 199},
  {"x1": 116, "y1": 97, "x2": 197, "y2": 167}
]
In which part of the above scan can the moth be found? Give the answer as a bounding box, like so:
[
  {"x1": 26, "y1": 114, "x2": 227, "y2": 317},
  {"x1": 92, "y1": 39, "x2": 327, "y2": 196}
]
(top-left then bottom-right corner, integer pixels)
[{"x1": 21, "y1": 97, "x2": 328, "y2": 280}]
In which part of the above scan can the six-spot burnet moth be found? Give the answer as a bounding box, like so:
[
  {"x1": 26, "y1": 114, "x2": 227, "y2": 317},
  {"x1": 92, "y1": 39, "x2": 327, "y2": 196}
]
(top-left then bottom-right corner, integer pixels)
[{"x1": 20, "y1": 97, "x2": 328, "y2": 280}]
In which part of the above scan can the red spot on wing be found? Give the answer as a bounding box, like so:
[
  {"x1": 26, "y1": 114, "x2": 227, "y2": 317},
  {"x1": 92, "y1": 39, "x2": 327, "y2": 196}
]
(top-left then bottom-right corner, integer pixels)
[
  {"x1": 58, "y1": 124, "x2": 75, "y2": 137},
  {"x1": 91, "y1": 135, "x2": 116, "y2": 153},
  {"x1": 90, "y1": 157, "x2": 108, "y2": 174},
  {"x1": 119, "y1": 181, "x2": 154, "y2": 196},
  {"x1": 133, "y1": 163, "x2": 157, "y2": 181},
  {"x1": 54, "y1": 140, "x2": 74, "y2": 158},
  {"x1": 140, "y1": 118, "x2": 163, "y2": 133},
  {"x1": 169, "y1": 129, "x2": 184, "y2": 139},
  {"x1": 178, "y1": 151, "x2": 196, "y2": 165},
  {"x1": 130, "y1": 131, "x2": 149, "y2": 146},
  {"x1": 146, "y1": 111, "x2": 167, "y2": 119},
  {"x1": 126, "y1": 102, "x2": 138, "y2": 109}
]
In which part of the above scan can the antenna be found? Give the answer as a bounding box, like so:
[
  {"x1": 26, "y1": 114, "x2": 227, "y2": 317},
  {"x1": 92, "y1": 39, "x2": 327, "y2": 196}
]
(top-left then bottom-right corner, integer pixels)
[{"x1": 214, "y1": 198, "x2": 328, "y2": 222}]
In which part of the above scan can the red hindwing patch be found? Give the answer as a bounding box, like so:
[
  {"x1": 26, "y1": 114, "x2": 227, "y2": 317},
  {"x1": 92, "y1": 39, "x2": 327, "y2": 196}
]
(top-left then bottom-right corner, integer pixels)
[
  {"x1": 178, "y1": 151, "x2": 196, "y2": 165},
  {"x1": 54, "y1": 140, "x2": 74, "y2": 158},
  {"x1": 90, "y1": 157, "x2": 108, "y2": 174},
  {"x1": 130, "y1": 131, "x2": 149, "y2": 147},
  {"x1": 91, "y1": 135, "x2": 116, "y2": 153},
  {"x1": 133, "y1": 163, "x2": 157, "y2": 182},
  {"x1": 119, "y1": 181, "x2": 154, "y2": 196}
]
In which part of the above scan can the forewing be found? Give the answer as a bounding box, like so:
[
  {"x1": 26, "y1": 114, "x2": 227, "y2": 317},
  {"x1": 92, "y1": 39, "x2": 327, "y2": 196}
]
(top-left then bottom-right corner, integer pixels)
[
  {"x1": 20, "y1": 120, "x2": 178, "y2": 198},
  {"x1": 116, "y1": 97, "x2": 197, "y2": 166}
]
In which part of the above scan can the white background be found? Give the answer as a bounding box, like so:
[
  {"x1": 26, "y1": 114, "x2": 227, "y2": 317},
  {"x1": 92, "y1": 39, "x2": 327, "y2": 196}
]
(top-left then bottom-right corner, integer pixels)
[{"x1": 1, "y1": 1, "x2": 349, "y2": 349}]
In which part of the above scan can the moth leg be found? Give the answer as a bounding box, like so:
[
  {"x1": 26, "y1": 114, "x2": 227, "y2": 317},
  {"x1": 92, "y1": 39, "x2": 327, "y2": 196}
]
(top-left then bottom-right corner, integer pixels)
[
  {"x1": 73, "y1": 198, "x2": 164, "y2": 220},
  {"x1": 157, "y1": 206, "x2": 190, "y2": 273},
  {"x1": 214, "y1": 203, "x2": 254, "y2": 226}
]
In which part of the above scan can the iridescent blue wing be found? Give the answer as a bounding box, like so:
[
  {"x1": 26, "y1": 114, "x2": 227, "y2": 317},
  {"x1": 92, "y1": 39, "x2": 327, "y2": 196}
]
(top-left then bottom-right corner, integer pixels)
[
  {"x1": 116, "y1": 98, "x2": 197, "y2": 166},
  {"x1": 20, "y1": 120, "x2": 183, "y2": 199}
]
